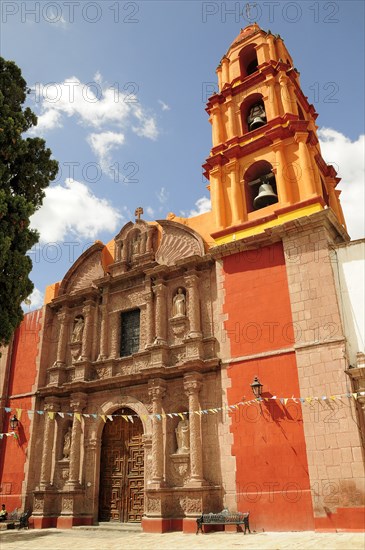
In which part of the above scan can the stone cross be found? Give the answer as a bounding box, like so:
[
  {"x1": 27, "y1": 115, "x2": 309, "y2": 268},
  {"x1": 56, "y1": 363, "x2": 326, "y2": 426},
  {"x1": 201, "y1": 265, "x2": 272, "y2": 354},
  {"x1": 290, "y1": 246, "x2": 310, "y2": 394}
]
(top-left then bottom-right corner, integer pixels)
[{"x1": 135, "y1": 207, "x2": 143, "y2": 220}]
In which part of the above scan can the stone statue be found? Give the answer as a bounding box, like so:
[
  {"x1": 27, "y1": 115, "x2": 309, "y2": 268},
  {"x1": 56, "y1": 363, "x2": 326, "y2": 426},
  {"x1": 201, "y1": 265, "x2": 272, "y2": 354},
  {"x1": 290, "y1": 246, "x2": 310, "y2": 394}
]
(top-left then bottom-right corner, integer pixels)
[
  {"x1": 173, "y1": 288, "x2": 186, "y2": 317},
  {"x1": 175, "y1": 418, "x2": 190, "y2": 454},
  {"x1": 132, "y1": 233, "x2": 141, "y2": 256},
  {"x1": 62, "y1": 427, "x2": 72, "y2": 460},
  {"x1": 71, "y1": 317, "x2": 84, "y2": 343}
]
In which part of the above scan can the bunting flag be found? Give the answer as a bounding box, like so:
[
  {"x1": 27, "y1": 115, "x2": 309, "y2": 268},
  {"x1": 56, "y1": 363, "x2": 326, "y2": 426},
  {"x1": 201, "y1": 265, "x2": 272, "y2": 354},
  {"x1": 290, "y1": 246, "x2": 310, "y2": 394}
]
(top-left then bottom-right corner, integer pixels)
[
  {"x1": 0, "y1": 432, "x2": 17, "y2": 440},
  {"x1": 2, "y1": 391, "x2": 363, "y2": 424}
]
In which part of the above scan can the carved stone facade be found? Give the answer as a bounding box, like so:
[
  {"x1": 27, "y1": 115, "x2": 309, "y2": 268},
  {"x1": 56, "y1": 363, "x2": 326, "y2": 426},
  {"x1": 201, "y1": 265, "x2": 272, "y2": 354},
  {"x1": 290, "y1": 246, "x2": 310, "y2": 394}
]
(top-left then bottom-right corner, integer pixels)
[{"x1": 25, "y1": 219, "x2": 222, "y2": 530}]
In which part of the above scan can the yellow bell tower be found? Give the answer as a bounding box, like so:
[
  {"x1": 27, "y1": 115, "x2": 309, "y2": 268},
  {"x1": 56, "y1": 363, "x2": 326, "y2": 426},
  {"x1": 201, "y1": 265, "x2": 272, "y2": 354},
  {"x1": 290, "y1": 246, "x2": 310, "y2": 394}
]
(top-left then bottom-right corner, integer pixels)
[{"x1": 202, "y1": 24, "x2": 346, "y2": 244}]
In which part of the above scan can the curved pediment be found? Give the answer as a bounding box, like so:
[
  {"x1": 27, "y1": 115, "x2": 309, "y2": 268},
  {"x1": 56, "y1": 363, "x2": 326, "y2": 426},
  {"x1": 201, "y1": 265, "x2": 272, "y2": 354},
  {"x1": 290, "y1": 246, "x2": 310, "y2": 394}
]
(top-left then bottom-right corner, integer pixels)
[
  {"x1": 155, "y1": 220, "x2": 205, "y2": 266},
  {"x1": 58, "y1": 242, "x2": 105, "y2": 296}
]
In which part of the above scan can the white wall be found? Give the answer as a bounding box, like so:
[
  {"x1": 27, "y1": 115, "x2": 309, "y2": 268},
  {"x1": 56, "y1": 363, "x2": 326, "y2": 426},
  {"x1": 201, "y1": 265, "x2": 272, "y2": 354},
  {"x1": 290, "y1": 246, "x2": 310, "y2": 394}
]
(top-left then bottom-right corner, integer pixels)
[{"x1": 332, "y1": 239, "x2": 365, "y2": 365}]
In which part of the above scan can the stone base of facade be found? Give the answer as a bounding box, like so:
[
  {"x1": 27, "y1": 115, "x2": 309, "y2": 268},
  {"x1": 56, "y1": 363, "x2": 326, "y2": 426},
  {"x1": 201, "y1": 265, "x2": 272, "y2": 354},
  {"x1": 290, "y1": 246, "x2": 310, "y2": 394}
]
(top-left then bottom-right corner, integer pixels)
[
  {"x1": 32, "y1": 515, "x2": 94, "y2": 529},
  {"x1": 314, "y1": 507, "x2": 365, "y2": 532},
  {"x1": 141, "y1": 517, "x2": 200, "y2": 533}
]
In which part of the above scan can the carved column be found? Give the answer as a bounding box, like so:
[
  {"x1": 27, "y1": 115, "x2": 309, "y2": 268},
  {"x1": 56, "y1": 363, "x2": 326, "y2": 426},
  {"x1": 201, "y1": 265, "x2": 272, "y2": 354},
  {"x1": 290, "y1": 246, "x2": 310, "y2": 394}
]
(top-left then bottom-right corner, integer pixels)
[
  {"x1": 266, "y1": 76, "x2": 280, "y2": 120},
  {"x1": 185, "y1": 271, "x2": 202, "y2": 338},
  {"x1": 295, "y1": 133, "x2": 317, "y2": 197},
  {"x1": 211, "y1": 105, "x2": 224, "y2": 147},
  {"x1": 98, "y1": 288, "x2": 109, "y2": 360},
  {"x1": 67, "y1": 393, "x2": 87, "y2": 490},
  {"x1": 184, "y1": 373, "x2": 205, "y2": 486},
  {"x1": 54, "y1": 308, "x2": 69, "y2": 366},
  {"x1": 39, "y1": 398, "x2": 59, "y2": 489},
  {"x1": 227, "y1": 162, "x2": 243, "y2": 225},
  {"x1": 272, "y1": 141, "x2": 291, "y2": 205},
  {"x1": 225, "y1": 99, "x2": 236, "y2": 140},
  {"x1": 143, "y1": 282, "x2": 154, "y2": 348},
  {"x1": 148, "y1": 379, "x2": 166, "y2": 486},
  {"x1": 279, "y1": 74, "x2": 293, "y2": 115},
  {"x1": 84, "y1": 436, "x2": 100, "y2": 515},
  {"x1": 267, "y1": 33, "x2": 277, "y2": 61},
  {"x1": 81, "y1": 301, "x2": 95, "y2": 361},
  {"x1": 110, "y1": 311, "x2": 120, "y2": 359},
  {"x1": 153, "y1": 281, "x2": 167, "y2": 345}
]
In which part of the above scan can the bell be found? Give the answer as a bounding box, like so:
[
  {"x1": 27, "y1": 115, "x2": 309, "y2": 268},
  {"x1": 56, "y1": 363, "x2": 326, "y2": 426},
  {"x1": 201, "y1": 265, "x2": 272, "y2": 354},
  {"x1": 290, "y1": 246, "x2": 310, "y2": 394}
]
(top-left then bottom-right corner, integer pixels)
[
  {"x1": 253, "y1": 183, "x2": 278, "y2": 210},
  {"x1": 249, "y1": 116, "x2": 266, "y2": 131}
]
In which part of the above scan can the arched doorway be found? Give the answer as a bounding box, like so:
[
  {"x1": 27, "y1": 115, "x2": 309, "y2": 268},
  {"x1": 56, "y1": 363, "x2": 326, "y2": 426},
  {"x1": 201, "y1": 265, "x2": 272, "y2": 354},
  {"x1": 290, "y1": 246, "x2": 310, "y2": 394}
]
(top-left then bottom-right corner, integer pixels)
[{"x1": 98, "y1": 408, "x2": 144, "y2": 522}]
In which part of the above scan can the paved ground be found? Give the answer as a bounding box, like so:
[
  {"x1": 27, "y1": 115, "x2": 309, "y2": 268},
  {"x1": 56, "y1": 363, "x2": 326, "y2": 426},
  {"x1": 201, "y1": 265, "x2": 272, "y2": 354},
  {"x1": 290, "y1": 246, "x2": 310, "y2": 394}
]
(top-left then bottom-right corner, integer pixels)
[{"x1": 1, "y1": 527, "x2": 364, "y2": 550}]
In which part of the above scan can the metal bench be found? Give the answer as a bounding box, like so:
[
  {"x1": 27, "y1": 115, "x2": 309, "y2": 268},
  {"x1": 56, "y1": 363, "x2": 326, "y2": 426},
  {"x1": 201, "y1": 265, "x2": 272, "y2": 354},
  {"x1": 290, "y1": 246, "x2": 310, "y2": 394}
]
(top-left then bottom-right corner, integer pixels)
[{"x1": 196, "y1": 508, "x2": 250, "y2": 534}]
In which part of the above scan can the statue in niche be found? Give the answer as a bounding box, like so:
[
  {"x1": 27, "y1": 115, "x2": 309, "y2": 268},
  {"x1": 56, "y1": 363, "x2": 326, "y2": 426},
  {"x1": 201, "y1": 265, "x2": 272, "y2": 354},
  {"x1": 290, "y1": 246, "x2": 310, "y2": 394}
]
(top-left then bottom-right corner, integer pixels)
[
  {"x1": 175, "y1": 418, "x2": 190, "y2": 454},
  {"x1": 172, "y1": 287, "x2": 186, "y2": 317},
  {"x1": 62, "y1": 427, "x2": 72, "y2": 460},
  {"x1": 71, "y1": 316, "x2": 84, "y2": 343},
  {"x1": 131, "y1": 233, "x2": 141, "y2": 256}
]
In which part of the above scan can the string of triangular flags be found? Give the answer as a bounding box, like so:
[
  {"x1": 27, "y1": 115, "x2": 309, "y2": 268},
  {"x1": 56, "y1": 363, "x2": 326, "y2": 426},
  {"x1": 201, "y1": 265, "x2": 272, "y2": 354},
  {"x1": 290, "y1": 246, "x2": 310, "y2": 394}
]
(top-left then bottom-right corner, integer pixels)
[
  {"x1": 2, "y1": 391, "x2": 364, "y2": 424},
  {"x1": 0, "y1": 432, "x2": 18, "y2": 440}
]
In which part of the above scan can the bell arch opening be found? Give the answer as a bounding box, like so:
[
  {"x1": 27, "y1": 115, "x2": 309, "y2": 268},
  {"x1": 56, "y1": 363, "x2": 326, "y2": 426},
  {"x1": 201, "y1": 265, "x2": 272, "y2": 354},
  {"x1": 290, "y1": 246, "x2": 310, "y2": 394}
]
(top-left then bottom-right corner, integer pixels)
[
  {"x1": 240, "y1": 94, "x2": 267, "y2": 134},
  {"x1": 98, "y1": 408, "x2": 144, "y2": 523},
  {"x1": 244, "y1": 160, "x2": 278, "y2": 213},
  {"x1": 239, "y1": 44, "x2": 258, "y2": 78}
]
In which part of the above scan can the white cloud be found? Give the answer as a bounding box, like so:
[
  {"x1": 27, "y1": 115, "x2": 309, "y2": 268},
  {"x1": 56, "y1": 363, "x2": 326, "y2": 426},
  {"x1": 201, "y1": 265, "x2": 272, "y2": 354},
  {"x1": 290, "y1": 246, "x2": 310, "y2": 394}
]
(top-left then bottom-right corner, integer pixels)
[
  {"x1": 87, "y1": 131, "x2": 125, "y2": 174},
  {"x1": 22, "y1": 287, "x2": 44, "y2": 312},
  {"x1": 133, "y1": 106, "x2": 159, "y2": 140},
  {"x1": 31, "y1": 75, "x2": 160, "y2": 177},
  {"x1": 30, "y1": 178, "x2": 123, "y2": 242},
  {"x1": 318, "y1": 128, "x2": 365, "y2": 239},
  {"x1": 93, "y1": 71, "x2": 102, "y2": 84},
  {"x1": 156, "y1": 187, "x2": 168, "y2": 204},
  {"x1": 29, "y1": 109, "x2": 63, "y2": 135},
  {"x1": 186, "y1": 196, "x2": 211, "y2": 217},
  {"x1": 158, "y1": 100, "x2": 171, "y2": 111},
  {"x1": 146, "y1": 206, "x2": 155, "y2": 218}
]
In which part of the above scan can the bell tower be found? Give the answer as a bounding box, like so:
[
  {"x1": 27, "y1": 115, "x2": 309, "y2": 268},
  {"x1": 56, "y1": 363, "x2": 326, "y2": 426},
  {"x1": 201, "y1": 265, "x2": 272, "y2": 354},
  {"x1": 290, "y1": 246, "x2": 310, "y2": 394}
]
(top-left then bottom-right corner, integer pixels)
[{"x1": 203, "y1": 24, "x2": 346, "y2": 244}]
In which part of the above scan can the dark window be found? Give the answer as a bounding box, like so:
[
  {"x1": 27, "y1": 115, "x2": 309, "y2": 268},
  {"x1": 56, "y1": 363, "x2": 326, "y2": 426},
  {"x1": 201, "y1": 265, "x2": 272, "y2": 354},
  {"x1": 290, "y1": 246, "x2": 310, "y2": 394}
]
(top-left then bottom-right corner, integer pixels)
[{"x1": 120, "y1": 310, "x2": 140, "y2": 357}]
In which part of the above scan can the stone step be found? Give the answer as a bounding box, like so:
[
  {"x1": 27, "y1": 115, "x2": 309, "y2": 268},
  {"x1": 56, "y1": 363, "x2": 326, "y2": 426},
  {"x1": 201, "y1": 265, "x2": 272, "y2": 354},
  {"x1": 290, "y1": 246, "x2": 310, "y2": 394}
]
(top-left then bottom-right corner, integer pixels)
[{"x1": 73, "y1": 522, "x2": 142, "y2": 533}]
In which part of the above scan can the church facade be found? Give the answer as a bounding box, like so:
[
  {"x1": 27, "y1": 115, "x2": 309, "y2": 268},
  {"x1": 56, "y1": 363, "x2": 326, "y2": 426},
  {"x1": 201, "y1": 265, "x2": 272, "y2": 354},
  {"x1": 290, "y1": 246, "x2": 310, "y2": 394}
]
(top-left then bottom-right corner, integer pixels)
[{"x1": 1, "y1": 25, "x2": 364, "y2": 533}]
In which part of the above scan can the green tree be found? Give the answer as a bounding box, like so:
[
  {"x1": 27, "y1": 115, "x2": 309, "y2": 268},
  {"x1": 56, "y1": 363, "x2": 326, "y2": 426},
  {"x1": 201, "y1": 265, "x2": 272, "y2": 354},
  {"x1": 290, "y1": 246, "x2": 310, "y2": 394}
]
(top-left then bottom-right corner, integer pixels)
[{"x1": 0, "y1": 57, "x2": 58, "y2": 346}]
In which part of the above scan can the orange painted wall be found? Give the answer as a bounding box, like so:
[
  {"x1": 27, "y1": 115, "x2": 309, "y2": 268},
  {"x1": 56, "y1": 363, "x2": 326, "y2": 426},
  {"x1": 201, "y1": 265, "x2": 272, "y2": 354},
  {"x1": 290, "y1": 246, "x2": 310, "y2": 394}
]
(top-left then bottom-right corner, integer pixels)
[
  {"x1": 223, "y1": 243, "x2": 314, "y2": 530},
  {"x1": 0, "y1": 310, "x2": 42, "y2": 512}
]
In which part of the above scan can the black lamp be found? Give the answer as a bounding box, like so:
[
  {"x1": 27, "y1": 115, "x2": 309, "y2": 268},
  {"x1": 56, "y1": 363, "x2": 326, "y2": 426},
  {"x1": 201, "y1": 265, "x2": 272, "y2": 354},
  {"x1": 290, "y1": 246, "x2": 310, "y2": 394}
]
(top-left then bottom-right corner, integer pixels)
[
  {"x1": 9, "y1": 415, "x2": 19, "y2": 430},
  {"x1": 250, "y1": 376, "x2": 263, "y2": 398}
]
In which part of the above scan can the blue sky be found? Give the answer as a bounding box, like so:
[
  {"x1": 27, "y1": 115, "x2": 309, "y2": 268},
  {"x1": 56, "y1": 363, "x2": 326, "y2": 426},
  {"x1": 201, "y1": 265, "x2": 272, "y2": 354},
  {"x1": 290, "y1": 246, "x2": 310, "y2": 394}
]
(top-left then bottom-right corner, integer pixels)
[{"x1": 1, "y1": 0, "x2": 364, "y2": 309}]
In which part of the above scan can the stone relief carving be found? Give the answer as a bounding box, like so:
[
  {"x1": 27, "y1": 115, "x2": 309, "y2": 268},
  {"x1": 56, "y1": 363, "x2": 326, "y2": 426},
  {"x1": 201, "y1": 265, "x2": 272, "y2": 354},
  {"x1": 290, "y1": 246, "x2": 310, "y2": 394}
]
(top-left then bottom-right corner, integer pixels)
[
  {"x1": 180, "y1": 496, "x2": 201, "y2": 514},
  {"x1": 62, "y1": 497, "x2": 73, "y2": 512},
  {"x1": 33, "y1": 497, "x2": 44, "y2": 511},
  {"x1": 94, "y1": 366, "x2": 112, "y2": 379},
  {"x1": 59, "y1": 244, "x2": 104, "y2": 295},
  {"x1": 146, "y1": 497, "x2": 161, "y2": 513},
  {"x1": 155, "y1": 220, "x2": 205, "y2": 266}
]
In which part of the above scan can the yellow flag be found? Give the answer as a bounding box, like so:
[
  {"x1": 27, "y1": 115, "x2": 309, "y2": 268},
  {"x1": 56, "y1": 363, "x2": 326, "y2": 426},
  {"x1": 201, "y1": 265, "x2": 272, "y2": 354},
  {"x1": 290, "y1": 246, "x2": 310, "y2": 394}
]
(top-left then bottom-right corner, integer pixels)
[
  {"x1": 47, "y1": 411, "x2": 55, "y2": 420},
  {"x1": 122, "y1": 415, "x2": 129, "y2": 422},
  {"x1": 74, "y1": 412, "x2": 81, "y2": 422},
  {"x1": 100, "y1": 414, "x2": 106, "y2": 423},
  {"x1": 16, "y1": 409, "x2": 23, "y2": 420},
  {"x1": 305, "y1": 397, "x2": 312, "y2": 404}
]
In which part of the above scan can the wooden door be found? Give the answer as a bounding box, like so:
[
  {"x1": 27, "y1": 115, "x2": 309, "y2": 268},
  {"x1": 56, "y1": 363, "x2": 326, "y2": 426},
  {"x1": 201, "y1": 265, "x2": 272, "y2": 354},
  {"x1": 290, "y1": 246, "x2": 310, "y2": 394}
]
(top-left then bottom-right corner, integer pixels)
[{"x1": 99, "y1": 408, "x2": 144, "y2": 522}]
